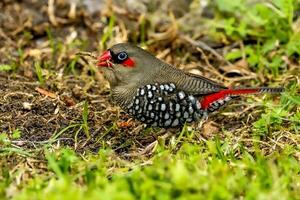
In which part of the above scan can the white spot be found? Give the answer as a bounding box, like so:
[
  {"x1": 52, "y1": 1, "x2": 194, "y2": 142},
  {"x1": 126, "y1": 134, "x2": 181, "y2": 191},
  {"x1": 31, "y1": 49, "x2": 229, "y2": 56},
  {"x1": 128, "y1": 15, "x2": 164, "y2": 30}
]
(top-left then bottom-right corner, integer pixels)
[
  {"x1": 212, "y1": 102, "x2": 219, "y2": 109},
  {"x1": 159, "y1": 112, "x2": 163, "y2": 118},
  {"x1": 140, "y1": 117, "x2": 146, "y2": 121},
  {"x1": 146, "y1": 85, "x2": 151, "y2": 90},
  {"x1": 148, "y1": 104, "x2": 153, "y2": 110},
  {"x1": 188, "y1": 106, "x2": 194, "y2": 113},
  {"x1": 186, "y1": 118, "x2": 193, "y2": 122},
  {"x1": 164, "y1": 112, "x2": 170, "y2": 119},
  {"x1": 135, "y1": 105, "x2": 139, "y2": 110},
  {"x1": 196, "y1": 102, "x2": 201, "y2": 109},
  {"x1": 127, "y1": 103, "x2": 133, "y2": 109},
  {"x1": 218, "y1": 99, "x2": 224, "y2": 105},
  {"x1": 175, "y1": 104, "x2": 180, "y2": 111},
  {"x1": 152, "y1": 85, "x2": 157, "y2": 91},
  {"x1": 183, "y1": 111, "x2": 189, "y2": 118},
  {"x1": 160, "y1": 85, "x2": 165, "y2": 91},
  {"x1": 178, "y1": 91, "x2": 185, "y2": 100},
  {"x1": 140, "y1": 89, "x2": 145, "y2": 96},
  {"x1": 188, "y1": 95, "x2": 196, "y2": 103},
  {"x1": 161, "y1": 103, "x2": 166, "y2": 111},
  {"x1": 225, "y1": 96, "x2": 231, "y2": 101},
  {"x1": 172, "y1": 119, "x2": 179, "y2": 126},
  {"x1": 152, "y1": 122, "x2": 158, "y2": 126},
  {"x1": 150, "y1": 112, "x2": 155, "y2": 118},
  {"x1": 138, "y1": 108, "x2": 142, "y2": 114},
  {"x1": 164, "y1": 84, "x2": 169, "y2": 91},
  {"x1": 176, "y1": 112, "x2": 181, "y2": 117},
  {"x1": 158, "y1": 97, "x2": 163, "y2": 101},
  {"x1": 170, "y1": 83, "x2": 176, "y2": 89},
  {"x1": 210, "y1": 103, "x2": 218, "y2": 109},
  {"x1": 164, "y1": 119, "x2": 172, "y2": 126},
  {"x1": 169, "y1": 102, "x2": 173, "y2": 111},
  {"x1": 148, "y1": 91, "x2": 153, "y2": 98},
  {"x1": 135, "y1": 98, "x2": 139, "y2": 105}
]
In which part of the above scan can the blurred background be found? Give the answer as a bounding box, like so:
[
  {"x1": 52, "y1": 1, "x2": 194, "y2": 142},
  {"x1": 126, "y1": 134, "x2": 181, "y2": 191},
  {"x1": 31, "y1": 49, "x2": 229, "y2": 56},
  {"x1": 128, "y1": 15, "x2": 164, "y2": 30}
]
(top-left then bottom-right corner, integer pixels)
[{"x1": 1, "y1": 0, "x2": 299, "y2": 84}]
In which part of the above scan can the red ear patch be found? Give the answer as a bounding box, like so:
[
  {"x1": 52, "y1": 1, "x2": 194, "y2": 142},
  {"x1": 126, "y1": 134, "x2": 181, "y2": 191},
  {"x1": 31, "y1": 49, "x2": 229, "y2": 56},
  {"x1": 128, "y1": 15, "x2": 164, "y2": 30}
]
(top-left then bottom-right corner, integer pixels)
[{"x1": 122, "y1": 58, "x2": 135, "y2": 67}]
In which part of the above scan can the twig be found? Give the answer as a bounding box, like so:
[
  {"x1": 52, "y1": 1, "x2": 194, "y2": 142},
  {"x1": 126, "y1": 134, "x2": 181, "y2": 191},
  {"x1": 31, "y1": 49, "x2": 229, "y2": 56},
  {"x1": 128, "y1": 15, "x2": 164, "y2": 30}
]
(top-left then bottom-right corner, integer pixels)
[
  {"x1": 76, "y1": 52, "x2": 98, "y2": 60},
  {"x1": 180, "y1": 34, "x2": 230, "y2": 64}
]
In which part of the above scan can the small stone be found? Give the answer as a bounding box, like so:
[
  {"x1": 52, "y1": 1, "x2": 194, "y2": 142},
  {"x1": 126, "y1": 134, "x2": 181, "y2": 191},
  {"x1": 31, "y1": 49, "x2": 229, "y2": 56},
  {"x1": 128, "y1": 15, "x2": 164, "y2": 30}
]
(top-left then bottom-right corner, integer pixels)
[{"x1": 22, "y1": 102, "x2": 33, "y2": 110}]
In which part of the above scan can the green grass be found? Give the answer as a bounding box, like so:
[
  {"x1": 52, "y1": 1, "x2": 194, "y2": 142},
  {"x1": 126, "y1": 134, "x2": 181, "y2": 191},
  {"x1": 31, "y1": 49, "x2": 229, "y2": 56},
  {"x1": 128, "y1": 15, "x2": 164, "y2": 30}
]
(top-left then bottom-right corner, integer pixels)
[
  {"x1": 0, "y1": 0, "x2": 299, "y2": 199},
  {"x1": 5, "y1": 142, "x2": 300, "y2": 200}
]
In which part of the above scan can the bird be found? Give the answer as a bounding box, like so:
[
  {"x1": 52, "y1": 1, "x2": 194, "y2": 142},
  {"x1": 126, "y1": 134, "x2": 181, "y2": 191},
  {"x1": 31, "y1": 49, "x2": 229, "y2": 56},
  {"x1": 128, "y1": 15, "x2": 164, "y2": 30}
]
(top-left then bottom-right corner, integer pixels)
[{"x1": 96, "y1": 43, "x2": 284, "y2": 128}]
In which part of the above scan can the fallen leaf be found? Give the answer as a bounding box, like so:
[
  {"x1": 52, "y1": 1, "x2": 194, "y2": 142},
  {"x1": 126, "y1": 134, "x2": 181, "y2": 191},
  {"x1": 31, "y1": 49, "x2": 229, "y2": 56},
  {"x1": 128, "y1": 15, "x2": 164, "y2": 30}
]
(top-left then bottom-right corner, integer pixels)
[
  {"x1": 35, "y1": 87, "x2": 57, "y2": 99},
  {"x1": 62, "y1": 96, "x2": 76, "y2": 107},
  {"x1": 117, "y1": 120, "x2": 134, "y2": 128}
]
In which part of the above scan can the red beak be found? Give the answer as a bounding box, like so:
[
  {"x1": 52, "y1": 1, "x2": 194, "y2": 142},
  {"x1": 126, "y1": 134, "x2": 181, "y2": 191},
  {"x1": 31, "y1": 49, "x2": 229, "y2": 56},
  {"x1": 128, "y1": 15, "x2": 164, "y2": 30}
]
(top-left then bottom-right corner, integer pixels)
[{"x1": 97, "y1": 50, "x2": 112, "y2": 67}]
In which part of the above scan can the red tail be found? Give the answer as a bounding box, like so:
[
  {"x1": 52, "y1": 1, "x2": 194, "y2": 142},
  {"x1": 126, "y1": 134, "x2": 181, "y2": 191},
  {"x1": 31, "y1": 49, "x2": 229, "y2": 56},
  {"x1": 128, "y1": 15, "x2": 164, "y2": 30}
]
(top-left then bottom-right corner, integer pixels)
[{"x1": 200, "y1": 87, "x2": 284, "y2": 109}]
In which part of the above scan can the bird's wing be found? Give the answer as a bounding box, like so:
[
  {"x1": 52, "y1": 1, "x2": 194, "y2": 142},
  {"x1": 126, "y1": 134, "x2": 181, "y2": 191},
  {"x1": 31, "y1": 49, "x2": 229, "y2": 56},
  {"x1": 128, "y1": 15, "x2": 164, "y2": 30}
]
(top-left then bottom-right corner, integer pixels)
[{"x1": 153, "y1": 65, "x2": 226, "y2": 95}]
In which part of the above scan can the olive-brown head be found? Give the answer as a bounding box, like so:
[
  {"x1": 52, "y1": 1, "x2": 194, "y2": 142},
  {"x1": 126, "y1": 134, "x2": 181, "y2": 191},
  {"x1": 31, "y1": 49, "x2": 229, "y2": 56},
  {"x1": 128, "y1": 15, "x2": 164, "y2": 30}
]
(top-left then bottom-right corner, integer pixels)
[{"x1": 97, "y1": 43, "x2": 163, "y2": 88}]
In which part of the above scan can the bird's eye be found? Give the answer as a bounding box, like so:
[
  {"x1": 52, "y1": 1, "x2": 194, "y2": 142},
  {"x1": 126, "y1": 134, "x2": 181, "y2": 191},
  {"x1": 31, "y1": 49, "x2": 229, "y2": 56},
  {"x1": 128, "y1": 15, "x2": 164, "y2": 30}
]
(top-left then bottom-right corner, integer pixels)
[{"x1": 117, "y1": 52, "x2": 128, "y2": 61}]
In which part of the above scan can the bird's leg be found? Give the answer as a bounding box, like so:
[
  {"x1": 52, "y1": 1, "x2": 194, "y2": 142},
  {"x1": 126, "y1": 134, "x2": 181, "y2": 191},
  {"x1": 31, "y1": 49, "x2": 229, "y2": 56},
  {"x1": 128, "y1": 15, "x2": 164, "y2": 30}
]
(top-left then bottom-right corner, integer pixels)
[
  {"x1": 130, "y1": 123, "x2": 147, "y2": 135},
  {"x1": 197, "y1": 114, "x2": 209, "y2": 129}
]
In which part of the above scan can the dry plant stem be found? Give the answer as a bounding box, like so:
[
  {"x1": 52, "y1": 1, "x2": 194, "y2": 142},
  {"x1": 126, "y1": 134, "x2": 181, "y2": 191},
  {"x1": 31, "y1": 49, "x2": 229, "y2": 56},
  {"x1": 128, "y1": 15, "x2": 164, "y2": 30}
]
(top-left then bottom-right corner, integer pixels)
[
  {"x1": 48, "y1": 0, "x2": 58, "y2": 26},
  {"x1": 180, "y1": 34, "x2": 231, "y2": 65},
  {"x1": 76, "y1": 52, "x2": 98, "y2": 60}
]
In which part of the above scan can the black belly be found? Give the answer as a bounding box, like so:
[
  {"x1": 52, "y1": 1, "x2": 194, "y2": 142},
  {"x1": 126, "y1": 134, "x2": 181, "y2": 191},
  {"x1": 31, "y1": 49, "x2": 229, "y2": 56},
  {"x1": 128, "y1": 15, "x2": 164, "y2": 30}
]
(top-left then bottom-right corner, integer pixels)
[{"x1": 126, "y1": 83, "x2": 204, "y2": 127}]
